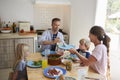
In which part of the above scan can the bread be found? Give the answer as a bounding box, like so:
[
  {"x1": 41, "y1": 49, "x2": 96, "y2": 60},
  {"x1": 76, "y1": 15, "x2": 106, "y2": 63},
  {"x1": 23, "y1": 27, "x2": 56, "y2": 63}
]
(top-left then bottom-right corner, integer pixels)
[{"x1": 59, "y1": 74, "x2": 65, "y2": 80}]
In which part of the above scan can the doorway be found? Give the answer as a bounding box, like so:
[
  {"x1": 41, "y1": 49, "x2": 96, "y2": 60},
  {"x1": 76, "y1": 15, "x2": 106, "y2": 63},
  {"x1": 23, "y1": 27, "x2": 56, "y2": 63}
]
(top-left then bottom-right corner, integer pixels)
[{"x1": 95, "y1": 0, "x2": 120, "y2": 79}]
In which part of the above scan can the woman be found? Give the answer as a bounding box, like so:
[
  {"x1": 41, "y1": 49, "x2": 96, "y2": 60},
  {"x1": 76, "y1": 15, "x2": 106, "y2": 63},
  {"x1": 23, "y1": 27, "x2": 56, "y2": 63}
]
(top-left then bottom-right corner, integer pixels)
[{"x1": 69, "y1": 26, "x2": 110, "y2": 79}]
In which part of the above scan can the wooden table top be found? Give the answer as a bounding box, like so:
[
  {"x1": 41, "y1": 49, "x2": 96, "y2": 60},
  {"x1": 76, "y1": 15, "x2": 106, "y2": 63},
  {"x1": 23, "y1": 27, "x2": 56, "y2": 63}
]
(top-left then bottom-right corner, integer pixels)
[{"x1": 26, "y1": 53, "x2": 104, "y2": 80}]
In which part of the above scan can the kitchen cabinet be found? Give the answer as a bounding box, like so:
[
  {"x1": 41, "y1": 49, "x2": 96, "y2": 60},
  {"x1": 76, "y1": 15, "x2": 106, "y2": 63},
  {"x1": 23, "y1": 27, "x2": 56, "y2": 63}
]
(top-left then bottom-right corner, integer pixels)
[
  {"x1": 15, "y1": 38, "x2": 34, "y2": 53},
  {"x1": 0, "y1": 39, "x2": 15, "y2": 68},
  {"x1": 0, "y1": 33, "x2": 37, "y2": 68}
]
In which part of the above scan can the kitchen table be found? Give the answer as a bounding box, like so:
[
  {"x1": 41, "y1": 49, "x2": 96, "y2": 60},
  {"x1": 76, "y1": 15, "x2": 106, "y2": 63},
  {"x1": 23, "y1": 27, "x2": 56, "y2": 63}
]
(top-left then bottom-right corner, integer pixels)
[{"x1": 26, "y1": 53, "x2": 104, "y2": 80}]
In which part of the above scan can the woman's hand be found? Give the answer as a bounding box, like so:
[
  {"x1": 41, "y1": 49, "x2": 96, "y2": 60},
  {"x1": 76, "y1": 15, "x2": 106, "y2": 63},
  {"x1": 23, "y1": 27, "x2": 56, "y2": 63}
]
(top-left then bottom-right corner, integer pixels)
[{"x1": 69, "y1": 48, "x2": 78, "y2": 54}]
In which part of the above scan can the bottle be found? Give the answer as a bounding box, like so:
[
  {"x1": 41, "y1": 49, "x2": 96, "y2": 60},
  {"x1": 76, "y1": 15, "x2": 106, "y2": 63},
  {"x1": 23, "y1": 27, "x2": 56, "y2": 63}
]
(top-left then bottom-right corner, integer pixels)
[
  {"x1": 12, "y1": 22, "x2": 16, "y2": 33},
  {"x1": 3, "y1": 21, "x2": 6, "y2": 28},
  {"x1": 8, "y1": 21, "x2": 11, "y2": 27},
  {"x1": 16, "y1": 26, "x2": 19, "y2": 33}
]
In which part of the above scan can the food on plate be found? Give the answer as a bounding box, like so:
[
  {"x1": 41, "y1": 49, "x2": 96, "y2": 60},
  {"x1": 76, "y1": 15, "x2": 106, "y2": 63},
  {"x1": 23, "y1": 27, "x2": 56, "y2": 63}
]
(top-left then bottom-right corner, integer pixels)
[
  {"x1": 2, "y1": 27, "x2": 11, "y2": 30},
  {"x1": 20, "y1": 29, "x2": 24, "y2": 33},
  {"x1": 48, "y1": 54, "x2": 61, "y2": 65},
  {"x1": 62, "y1": 51, "x2": 71, "y2": 58},
  {"x1": 32, "y1": 60, "x2": 42, "y2": 66},
  {"x1": 47, "y1": 68, "x2": 60, "y2": 76},
  {"x1": 48, "y1": 55, "x2": 60, "y2": 60}
]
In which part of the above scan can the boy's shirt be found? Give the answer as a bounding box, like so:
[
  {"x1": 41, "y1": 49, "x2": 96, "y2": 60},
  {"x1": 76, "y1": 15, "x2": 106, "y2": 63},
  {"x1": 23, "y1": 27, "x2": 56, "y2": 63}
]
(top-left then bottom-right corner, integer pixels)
[{"x1": 76, "y1": 49, "x2": 90, "y2": 58}]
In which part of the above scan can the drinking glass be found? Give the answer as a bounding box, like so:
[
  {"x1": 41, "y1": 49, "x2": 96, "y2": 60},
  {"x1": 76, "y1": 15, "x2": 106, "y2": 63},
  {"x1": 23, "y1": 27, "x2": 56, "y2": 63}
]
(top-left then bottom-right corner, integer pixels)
[
  {"x1": 77, "y1": 66, "x2": 88, "y2": 80},
  {"x1": 45, "y1": 49, "x2": 50, "y2": 57},
  {"x1": 42, "y1": 57, "x2": 48, "y2": 69}
]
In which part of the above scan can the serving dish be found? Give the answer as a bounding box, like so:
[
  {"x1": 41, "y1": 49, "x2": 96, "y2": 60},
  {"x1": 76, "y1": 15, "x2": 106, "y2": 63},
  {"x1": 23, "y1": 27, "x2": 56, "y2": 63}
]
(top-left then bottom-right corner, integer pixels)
[
  {"x1": 58, "y1": 44, "x2": 74, "y2": 50},
  {"x1": 48, "y1": 54, "x2": 61, "y2": 65},
  {"x1": 1, "y1": 30, "x2": 11, "y2": 33},
  {"x1": 41, "y1": 51, "x2": 56, "y2": 56}
]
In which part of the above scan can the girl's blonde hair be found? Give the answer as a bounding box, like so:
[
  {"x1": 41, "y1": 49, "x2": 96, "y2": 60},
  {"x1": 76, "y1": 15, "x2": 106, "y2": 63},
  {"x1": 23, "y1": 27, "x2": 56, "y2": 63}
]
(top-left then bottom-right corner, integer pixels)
[
  {"x1": 79, "y1": 38, "x2": 90, "y2": 50},
  {"x1": 13, "y1": 43, "x2": 29, "y2": 70}
]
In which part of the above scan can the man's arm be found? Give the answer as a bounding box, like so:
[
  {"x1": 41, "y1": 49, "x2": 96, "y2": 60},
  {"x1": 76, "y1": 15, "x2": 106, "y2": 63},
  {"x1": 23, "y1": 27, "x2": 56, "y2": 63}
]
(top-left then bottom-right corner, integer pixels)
[{"x1": 43, "y1": 37, "x2": 60, "y2": 45}]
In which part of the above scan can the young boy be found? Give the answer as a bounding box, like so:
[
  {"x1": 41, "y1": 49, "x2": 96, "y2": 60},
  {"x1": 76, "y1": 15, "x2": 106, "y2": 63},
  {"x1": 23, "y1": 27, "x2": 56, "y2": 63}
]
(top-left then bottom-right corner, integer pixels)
[
  {"x1": 71, "y1": 38, "x2": 91, "y2": 60},
  {"x1": 77, "y1": 38, "x2": 91, "y2": 58}
]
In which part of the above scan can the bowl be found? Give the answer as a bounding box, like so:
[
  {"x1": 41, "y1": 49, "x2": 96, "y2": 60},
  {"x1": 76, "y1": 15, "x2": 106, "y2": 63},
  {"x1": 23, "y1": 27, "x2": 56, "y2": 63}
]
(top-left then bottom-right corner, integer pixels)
[
  {"x1": 48, "y1": 54, "x2": 61, "y2": 65},
  {"x1": 1, "y1": 30, "x2": 11, "y2": 33}
]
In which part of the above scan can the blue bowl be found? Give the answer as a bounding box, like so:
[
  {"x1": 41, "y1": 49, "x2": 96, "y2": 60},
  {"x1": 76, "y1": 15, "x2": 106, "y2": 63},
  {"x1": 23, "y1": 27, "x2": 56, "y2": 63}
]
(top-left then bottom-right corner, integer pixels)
[{"x1": 41, "y1": 50, "x2": 56, "y2": 56}]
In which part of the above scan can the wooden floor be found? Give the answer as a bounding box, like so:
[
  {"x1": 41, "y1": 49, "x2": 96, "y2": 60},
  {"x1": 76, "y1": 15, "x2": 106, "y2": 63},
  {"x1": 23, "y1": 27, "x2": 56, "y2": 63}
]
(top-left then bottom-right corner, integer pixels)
[
  {"x1": 110, "y1": 50, "x2": 120, "y2": 80},
  {"x1": 0, "y1": 68, "x2": 12, "y2": 80}
]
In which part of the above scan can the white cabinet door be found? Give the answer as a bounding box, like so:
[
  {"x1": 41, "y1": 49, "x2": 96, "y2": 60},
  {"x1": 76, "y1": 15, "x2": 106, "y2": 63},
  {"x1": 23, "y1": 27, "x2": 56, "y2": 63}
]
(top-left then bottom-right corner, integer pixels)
[
  {"x1": 15, "y1": 38, "x2": 34, "y2": 53},
  {"x1": 0, "y1": 39, "x2": 15, "y2": 68}
]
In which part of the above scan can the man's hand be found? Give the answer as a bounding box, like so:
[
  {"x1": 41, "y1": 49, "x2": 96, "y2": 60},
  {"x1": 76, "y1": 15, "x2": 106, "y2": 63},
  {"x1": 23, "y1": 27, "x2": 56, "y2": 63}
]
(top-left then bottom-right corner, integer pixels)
[{"x1": 53, "y1": 37, "x2": 60, "y2": 44}]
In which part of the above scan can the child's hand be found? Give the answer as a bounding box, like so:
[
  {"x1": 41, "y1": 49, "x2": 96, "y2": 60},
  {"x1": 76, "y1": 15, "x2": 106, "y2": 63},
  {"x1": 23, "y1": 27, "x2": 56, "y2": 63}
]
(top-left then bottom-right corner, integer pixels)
[{"x1": 69, "y1": 48, "x2": 78, "y2": 54}]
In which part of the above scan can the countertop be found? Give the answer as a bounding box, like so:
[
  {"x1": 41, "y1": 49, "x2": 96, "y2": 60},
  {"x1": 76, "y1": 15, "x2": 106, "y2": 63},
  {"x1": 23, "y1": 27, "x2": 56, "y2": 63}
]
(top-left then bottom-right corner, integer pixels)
[{"x1": 0, "y1": 33, "x2": 37, "y2": 39}]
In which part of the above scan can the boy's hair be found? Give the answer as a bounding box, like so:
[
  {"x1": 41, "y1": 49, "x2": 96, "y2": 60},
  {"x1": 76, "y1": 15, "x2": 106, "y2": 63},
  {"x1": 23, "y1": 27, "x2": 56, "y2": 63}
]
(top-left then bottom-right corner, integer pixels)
[
  {"x1": 79, "y1": 38, "x2": 90, "y2": 50},
  {"x1": 13, "y1": 43, "x2": 29, "y2": 70}
]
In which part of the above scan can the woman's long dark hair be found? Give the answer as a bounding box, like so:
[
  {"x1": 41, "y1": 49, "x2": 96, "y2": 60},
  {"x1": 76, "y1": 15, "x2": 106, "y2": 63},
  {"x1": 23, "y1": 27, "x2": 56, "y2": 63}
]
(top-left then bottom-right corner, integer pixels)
[{"x1": 90, "y1": 26, "x2": 111, "y2": 53}]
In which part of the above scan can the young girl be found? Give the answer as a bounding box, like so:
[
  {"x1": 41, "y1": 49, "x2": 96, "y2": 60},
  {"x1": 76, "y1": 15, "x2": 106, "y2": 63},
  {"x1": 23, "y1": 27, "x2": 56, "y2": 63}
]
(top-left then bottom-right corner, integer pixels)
[
  {"x1": 12, "y1": 43, "x2": 30, "y2": 80},
  {"x1": 69, "y1": 26, "x2": 110, "y2": 79}
]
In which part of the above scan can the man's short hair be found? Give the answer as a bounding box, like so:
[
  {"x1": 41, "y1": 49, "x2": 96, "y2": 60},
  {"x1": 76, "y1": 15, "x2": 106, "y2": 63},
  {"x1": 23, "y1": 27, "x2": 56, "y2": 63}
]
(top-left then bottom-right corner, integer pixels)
[{"x1": 52, "y1": 18, "x2": 61, "y2": 24}]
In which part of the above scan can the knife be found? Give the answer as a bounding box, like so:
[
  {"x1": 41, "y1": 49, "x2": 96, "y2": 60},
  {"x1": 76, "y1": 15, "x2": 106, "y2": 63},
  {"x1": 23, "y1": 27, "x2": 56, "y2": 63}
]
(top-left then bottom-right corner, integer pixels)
[{"x1": 85, "y1": 77, "x2": 100, "y2": 80}]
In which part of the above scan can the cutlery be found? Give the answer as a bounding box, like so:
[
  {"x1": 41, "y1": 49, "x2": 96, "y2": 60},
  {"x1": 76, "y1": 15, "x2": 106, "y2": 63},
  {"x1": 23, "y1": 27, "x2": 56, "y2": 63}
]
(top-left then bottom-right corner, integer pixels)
[
  {"x1": 85, "y1": 77, "x2": 100, "y2": 80},
  {"x1": 62, "y1": 43, "x2": 67, "y2": 47}
]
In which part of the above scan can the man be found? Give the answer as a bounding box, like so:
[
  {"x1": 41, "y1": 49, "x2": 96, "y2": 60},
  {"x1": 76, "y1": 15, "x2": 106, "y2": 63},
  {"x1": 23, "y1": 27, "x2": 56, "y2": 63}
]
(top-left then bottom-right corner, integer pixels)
[{"x1": 39, "y1": 18, "x2": 65, "y2": 51}]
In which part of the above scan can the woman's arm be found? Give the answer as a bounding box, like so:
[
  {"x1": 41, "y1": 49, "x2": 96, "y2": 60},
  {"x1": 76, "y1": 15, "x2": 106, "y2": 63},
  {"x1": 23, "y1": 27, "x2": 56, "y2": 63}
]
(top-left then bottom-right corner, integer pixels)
[{"x1": 69, "y1": 48, "x2": 97, "y2": 66}]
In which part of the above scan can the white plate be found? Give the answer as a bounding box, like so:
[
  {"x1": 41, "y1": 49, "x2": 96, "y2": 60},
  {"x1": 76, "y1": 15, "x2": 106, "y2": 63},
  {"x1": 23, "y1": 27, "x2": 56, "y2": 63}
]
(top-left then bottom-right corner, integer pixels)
[
  {"x1": 58, "y1": 44, "x2": 75, "y2": 50},
  {"x1": 1, "y1": 30, "x2": 11, "y2": 33}
]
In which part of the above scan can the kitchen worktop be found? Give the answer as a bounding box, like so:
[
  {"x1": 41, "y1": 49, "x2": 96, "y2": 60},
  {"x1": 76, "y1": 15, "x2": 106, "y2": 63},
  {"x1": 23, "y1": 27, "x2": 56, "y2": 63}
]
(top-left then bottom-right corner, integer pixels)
[{"x1": 0, "y1": 33, "x2": 37, "y2": 39}]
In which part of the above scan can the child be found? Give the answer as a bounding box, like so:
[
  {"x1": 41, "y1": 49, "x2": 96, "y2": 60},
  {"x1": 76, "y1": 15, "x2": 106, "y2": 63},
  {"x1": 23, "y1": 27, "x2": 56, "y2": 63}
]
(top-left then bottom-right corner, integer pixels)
[
  {"x1": 76, "y1": 38, "x2": 90, "y2": 58},
  {"x1": 12, "y1": 43, "x2": 30, "y2": 80},
  {"x1": 69, "y1": 26, "x2": 110, "y2": 79}
]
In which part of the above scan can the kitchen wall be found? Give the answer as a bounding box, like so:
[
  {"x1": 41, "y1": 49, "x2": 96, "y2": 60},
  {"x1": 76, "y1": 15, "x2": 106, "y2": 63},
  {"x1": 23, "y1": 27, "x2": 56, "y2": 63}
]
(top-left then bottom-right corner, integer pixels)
[
  {"x1": 0, "y1": 0, "x2": 70, "y2": 34},
  {"x1": 0, "y1": 0, "x2": 97, "y2": 48},
  {"x1": 0, "y1": 0, "x2": 34, "y2": 24},
  {"x1": 69, "y1": 0, "x2": 97, "y2": 48},
  {"x1": 33, "y1": 4, "x2": 70, "y2": 32}
]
